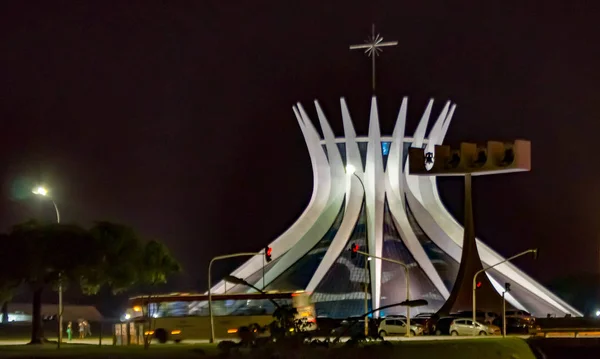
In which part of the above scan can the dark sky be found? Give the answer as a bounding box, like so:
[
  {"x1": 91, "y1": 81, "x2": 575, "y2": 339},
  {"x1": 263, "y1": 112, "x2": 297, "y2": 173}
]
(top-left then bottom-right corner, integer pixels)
[{"x1": 1, "y1": 1, "x2": 599, "y2": 295}]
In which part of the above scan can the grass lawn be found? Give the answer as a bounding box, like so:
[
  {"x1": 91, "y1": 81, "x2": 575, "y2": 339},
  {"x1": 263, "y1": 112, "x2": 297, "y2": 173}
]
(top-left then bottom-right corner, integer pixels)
[
  {"x1": 378, "y1": 337, "x2": 535, "y2": 359},
  {"x1": 0, "y1": 343, "x2": 217, "y2": 358},
  {"x1": 0, "y1": 338, "x2": 536, "y2": 359}
]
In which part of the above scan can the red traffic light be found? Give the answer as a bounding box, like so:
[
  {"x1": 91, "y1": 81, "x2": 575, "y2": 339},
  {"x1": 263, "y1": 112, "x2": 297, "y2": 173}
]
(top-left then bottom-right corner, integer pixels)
[
  {"x1": 476, "y1": 281, "x2": 482, "y2": 288},
  {"x1": 351, "y1": 244, "x2": 359, "y2": 253},
  {"x1": 265, "y1": 247, "x2": 272, "y2": 262}
]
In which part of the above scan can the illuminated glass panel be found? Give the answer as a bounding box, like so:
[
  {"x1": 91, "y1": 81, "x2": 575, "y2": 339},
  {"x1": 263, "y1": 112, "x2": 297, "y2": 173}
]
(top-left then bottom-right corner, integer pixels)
[
  {"x1": 264, "y1": 199, "x2": 346, "y2": 291},
  {"x1": 381, "y1": 142, "x2": 390, "y2": 156},
  {"x1": 405, "y1": 202, "x2": 459, "y2": 291},
  {"x1": 312, "y1": 201, "x2": 370, "y2": 318},
  {"x1": 380, "y1": 201, "x2": 446, "y2": 316}
]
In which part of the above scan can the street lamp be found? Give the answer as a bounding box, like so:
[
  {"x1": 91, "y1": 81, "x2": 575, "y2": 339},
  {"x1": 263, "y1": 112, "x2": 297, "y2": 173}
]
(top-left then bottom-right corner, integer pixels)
[
  {"x1": 352, "y1": 247, "x2": 412, "y2": 337},
  {"x1": 32, "y1": 186, "x2": 60, "y2": 223},
  {"x1": 32, "y1": 186, "x2": 62, "y2": 347},
  {"x1": 346, "y1": 165, "x2": 371, "y2": 336},
  {"x1": 208, "y1": 252, "x2": 263, "y2": 343},
  {"x1": 472, "y1": 248, "x2": 537, "y2": 335}
]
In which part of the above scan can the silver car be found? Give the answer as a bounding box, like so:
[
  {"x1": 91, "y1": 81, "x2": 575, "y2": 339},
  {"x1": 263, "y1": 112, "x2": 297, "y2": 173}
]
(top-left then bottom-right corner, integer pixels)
[
  {"x1": 378, "y1": 318, "x2": 424, "y2": 336},
  {"x1": 449, "y1": 318, "x2": 498, "y2": 336}
]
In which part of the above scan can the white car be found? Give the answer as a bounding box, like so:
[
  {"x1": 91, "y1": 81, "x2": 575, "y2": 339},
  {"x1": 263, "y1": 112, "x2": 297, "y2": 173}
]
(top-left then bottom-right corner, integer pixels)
[
  {"x1": 378, "y1": 318, "x2": 424, "y2": 337},
  {"x1": 505, "y1": 310, "x2": 534, "y2": 322},
  {"x1": 449, "y1": 318, "x2": 499, "y2": 336}
]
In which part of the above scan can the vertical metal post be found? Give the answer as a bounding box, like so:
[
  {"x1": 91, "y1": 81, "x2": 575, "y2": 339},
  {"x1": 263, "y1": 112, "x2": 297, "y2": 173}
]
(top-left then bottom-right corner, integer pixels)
[
  {"x1": 364, "y1": 257, "x2": 368, "y2": 336},
  {"x1": 58, "y1": 274, "x2": 63, "y2": 348},
  {"x1": 472, "y1": 274, "x2": 477, "y2": 336},
  {"x1": 405, "y1": 267, "x2": 411, "y2": 337},
  {"x1": 502, "y1": 292, "x2": 506, "y2": 338},
  {"x1": 208, "y1": 259, "x2": 215, "y2": 343},
  {"x1": 262, "y1": 254, "x2": 265, "y2": 290},
  {"x1": 52, "y1": 200, "x2": 63, "y2": 348}
]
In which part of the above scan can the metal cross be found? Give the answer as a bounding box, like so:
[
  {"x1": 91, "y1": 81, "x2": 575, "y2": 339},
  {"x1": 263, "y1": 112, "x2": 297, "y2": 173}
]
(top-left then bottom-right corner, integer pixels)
[{"x1": 350, "y1": 24, "x2": 398, "y2": 92}]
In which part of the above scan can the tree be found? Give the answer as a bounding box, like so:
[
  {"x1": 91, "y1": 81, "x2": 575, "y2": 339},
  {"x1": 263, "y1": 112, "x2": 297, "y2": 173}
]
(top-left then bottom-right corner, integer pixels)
[
  {"x1": 5, "y1": 220, "x2": 93, "y2": 344},
  {"x1": 4, "y1": 220, "x2": 180, "y2": 344},
  {"x1": 0, "y1": 233, "x2": 19, "y2": 324},
  {"x1": 137, "y1": 240, "x2": 181, "y2": 348}
]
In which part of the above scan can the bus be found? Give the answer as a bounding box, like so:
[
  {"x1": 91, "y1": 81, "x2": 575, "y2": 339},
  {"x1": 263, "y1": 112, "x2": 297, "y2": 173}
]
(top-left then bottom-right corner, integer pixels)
[{"x1": 124, "y1": 291, "x2": 316, "y2": 343}]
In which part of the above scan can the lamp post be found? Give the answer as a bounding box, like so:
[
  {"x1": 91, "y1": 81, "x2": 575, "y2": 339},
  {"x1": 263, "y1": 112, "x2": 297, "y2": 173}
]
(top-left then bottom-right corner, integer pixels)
[
  {"x1": 346, "y1": 165, "x2": 370, "y2": 336},
  {"x1": 352, "y1": 248, "x2": 412, "y2": 337},
  {"x1": 32, "y1": 186, "x2": 62, "y2": 347},
  {"x1": 208, "y1": 252, "x2": 261, "y2": 343},
  {"x1": 472, "y1": 248, "x2": 537, "y2": 335}
]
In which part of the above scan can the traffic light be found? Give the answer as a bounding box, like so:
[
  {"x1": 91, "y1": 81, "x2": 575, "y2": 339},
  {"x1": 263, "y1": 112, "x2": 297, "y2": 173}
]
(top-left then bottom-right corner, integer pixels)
[
  {"x1": 350, "y1": 243, "x2": 359, "y2": 259},
  {"x1": 476, "y1": 281, "x2": 482, "y2": 289},
  {"x1": 265, "y1": 247, "x2": 272, "y2": 262},
  {"x1": 505, "y1": 282, "x2": 511, "y2": 292}
]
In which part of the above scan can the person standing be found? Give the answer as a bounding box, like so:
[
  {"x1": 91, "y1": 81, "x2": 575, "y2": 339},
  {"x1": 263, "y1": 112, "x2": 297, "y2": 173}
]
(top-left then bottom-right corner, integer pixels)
[
  {"x1": 66, "y1": 322, "x2": 72, "y2": 341},
  {"x1": 78, "y1": 321, "x2": 84, "y2": 339},
  {"x1": 84, "y1": 320, "x2": 92, "y2": 337}
]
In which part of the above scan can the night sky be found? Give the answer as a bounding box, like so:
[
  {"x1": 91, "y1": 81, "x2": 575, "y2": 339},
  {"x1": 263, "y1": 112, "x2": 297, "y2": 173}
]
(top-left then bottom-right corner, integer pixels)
[{"x1": 1, "y1": 1, "x2": 599, "y2": 297}]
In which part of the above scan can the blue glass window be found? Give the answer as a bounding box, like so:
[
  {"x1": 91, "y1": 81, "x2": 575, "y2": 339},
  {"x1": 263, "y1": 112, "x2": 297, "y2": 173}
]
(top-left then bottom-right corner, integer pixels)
[
  {"x1": 405, "y1": 202, "x2": 460, "y2": 291},
  {"x1": 380, "y1": 201, "x2": 446, "y2": 316},
  {"x1": 381, "y1": 142, "x2": 390, "y2": 156},
  {"x1": 264, "y1": 199, "x2": 346, "y2": 291},
  {"x1": 312, "y1": 201, "x2": 371, "y2": 318},
  {"x1": 381, "y1": 142, "x2": 391, "y2": 171}
]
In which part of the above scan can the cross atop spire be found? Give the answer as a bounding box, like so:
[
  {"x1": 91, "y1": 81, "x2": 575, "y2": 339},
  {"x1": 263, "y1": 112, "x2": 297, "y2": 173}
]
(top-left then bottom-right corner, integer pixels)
[{"x1": 350, "y1": 24, "x2": 398, "y2": 92}]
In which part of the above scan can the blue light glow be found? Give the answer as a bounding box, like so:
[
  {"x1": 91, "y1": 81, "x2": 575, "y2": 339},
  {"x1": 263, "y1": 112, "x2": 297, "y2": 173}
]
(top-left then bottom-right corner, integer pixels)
[{"x1": 381, "y1": 142, "x2": 390, "y2": 156}]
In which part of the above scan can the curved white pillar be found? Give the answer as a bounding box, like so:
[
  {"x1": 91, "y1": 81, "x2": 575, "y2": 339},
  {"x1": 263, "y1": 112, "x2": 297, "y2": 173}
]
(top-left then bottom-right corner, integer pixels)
[{"x1": 215, "y1": 95, "x2": 581, "y2": 318}]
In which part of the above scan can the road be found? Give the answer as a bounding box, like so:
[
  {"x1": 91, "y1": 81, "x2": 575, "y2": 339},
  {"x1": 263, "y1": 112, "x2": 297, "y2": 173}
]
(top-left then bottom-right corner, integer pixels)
[{"x1": 0, "y1": 334, "x2": 528, "y2": 346}]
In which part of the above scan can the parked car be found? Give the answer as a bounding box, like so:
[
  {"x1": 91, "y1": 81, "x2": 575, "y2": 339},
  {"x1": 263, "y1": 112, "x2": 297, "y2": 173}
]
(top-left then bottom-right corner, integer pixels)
[
  {"x1": 492, "y1": 317, "x2": 540, "y2": 335},
  {"x1": 455, "y1": 310, "x2": 498, "y2": 324},
  {"x1": 432, "y1": 317, "x2": 457, "y2": 335},
  {"x1": 378, "y1": 318, "x2": 424, "y2": 337},
  {"x1": 505, "y1": 310, "x2": 534, "y2": 322},
  {"x1": 331, "y1": 320, "x2": 365, "y2": 338},
  {"x1": 449, "y1": 318, "x2": 499, "y2": 336},
  {"x1": 330, "y1": 318, "x2": 379, "y2": 338},
  {"x1": 414, "y1": 313, "x2": 434, "y2": 318},
  {"x1": 411, "y1": 314, "x2": 435, "y2": 335}
]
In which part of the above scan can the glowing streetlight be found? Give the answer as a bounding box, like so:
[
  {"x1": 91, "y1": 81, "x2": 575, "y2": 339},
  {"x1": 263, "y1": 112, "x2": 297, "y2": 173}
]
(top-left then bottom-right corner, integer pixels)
[
  {"x1": 346, "y1": 164, "x2": 357, "y2": 175},
  {"x1": 32, "y1": 186, "x2": 48, "y2": 196},
  {"x1": 32, "y1": 186, "x2": 60, "y2": 223},
  {"x1": 31, "y1": 185, "x2": 62, "y2": 347}
]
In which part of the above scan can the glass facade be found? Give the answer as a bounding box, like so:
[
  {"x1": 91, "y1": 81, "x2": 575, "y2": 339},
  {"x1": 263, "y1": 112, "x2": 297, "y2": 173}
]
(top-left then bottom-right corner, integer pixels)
[
  {"x1": 223, "y1": 256, "x2": 283, "y2": 294},
  {"x1": 320, "y1": 140, "x2": 401, "y2": 172},
  {"x1": 380, "y1": 201, "x2": 446, "y2": 316},
  {"x1": 312, "y1": 201, "x2": 370, "y2": 318},
  {"x1": 405, "y1": 202, "x2": 460, "y2": 291},
  {"x1": 355, "y1": 142, "x2": 367, "y2": 171},
  {"x1": 336, "y1": 143, "x2": 347, "y2": 167},
  {"x1": 264, "y1": 200, "x2": 346, "y2": 291},
  {"x1": 321, "y1": 144, "x2": 329, "y2": 161},
  {"x1": 381, "y1": 141, "x2": 391, "y2": 171}
]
